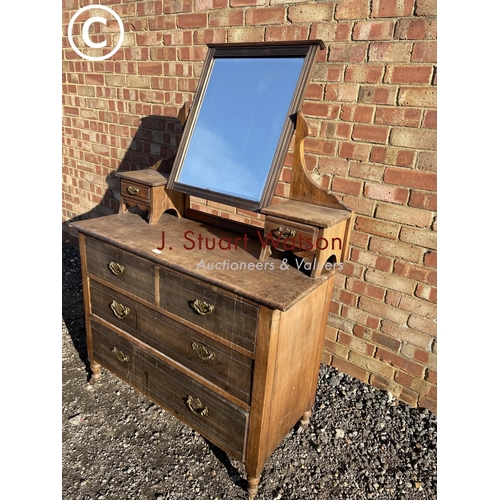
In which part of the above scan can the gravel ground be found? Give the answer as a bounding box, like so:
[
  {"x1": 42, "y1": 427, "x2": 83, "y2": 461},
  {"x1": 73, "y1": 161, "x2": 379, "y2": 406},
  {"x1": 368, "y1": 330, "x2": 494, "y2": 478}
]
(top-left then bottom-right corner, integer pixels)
[{"x1": 62, "y1": 242, "x2": 437, "y2": 500}]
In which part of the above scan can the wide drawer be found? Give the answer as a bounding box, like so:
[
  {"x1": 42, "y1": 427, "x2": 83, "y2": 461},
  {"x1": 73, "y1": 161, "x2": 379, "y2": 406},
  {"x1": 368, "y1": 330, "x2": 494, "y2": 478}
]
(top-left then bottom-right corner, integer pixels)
[
  {"x1": 85, "y1": 237, "x2": 155, "y2": 303},
  {"x1": 159, "y1": 269, "x2": 258, "y2": 353},
  {"x1": 91, "y1": 320, "x2": 249, "y2": 461},
  {"x1": 120, "y1": 180, "x2": 150, "y2": 203},
  {"x1": 90, "y1": 281, "x2": 253, "y2": 405},
  {"x1": 263, "y1": 216, "x2": 319, "y2": 252}
]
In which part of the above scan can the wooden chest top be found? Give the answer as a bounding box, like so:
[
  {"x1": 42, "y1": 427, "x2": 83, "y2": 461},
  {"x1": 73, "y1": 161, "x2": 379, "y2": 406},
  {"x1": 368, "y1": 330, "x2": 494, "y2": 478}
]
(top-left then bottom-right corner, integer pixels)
[{"x1": 71, "y1": 213, "x2": 332, "y2": 311}]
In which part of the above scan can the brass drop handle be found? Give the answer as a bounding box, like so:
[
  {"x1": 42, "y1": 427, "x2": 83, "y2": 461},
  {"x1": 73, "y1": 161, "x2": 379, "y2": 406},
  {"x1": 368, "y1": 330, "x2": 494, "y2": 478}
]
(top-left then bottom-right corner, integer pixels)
[
  {"x1": 271, "y1": 227, "x2": 296, "y2": 239},
  {"x1": 127, "y1": 186, "x2": 140, "y2": 195},
  {"x1": 191, "y1": 299, "x2": 214, "y2": 316},
  {"x1": 108, "y1": 261, "x2": 125, "y2": 275},
  {"x1": 111, "y1": 347, "x2": 130, "y2": 363},
  {"x1": 185, "y1": 395, "x2": 209, "y2": 417},
  {"x1": 110, "y1": 300, "x2": 130, "y2": 319},
  {"x1": 191, "y1": 342, "x2": 215, "y2": 361}
]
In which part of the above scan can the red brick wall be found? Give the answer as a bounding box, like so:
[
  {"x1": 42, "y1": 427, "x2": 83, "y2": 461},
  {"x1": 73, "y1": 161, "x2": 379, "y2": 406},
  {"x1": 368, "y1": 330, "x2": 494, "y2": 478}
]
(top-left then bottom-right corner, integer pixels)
[{"x1": 62, "y1": 0, "x2": 437, "y2": 413}]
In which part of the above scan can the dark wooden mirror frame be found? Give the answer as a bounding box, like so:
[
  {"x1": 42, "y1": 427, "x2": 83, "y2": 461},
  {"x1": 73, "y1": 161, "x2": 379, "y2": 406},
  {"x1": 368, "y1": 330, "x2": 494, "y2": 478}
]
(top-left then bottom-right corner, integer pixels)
[{"x1": 167, "y1": 40, "x2": 325, "y2": 212}]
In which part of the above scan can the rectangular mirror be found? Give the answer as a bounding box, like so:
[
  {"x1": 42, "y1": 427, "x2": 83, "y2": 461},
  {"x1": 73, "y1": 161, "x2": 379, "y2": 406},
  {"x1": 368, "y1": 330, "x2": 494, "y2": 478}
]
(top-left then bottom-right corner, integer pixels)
[{"x1": 168, "y1": 41, "x2": 324, "y2": 211}]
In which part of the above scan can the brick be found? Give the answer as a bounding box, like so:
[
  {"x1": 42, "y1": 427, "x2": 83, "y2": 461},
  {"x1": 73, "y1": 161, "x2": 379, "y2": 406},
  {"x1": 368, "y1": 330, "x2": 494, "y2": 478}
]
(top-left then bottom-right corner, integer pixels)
[
  {"x1": 136, "y1": 32, "x2": 163, "y2": 46},
  {"x1": 369, "y1": 236, "x2": 425, "y2": 263},
  {"x1": 209, "y1": 9, "x2": 244, "y2": 26},
  {"x1": 246, "y1": 6, "x2": 285, "y2": 25},
  {"x1": 288, "y1": 2, "x2": 333, "y2": 22},
  {"x1": 376, "y1": 348, "x2": 425, "y2": 378},
  {"x1": 195, "y1": 0, "x2": 228, "y2": 9},
  {"x1": 332, "y1": 356, "x2": 371, "y2": 383},
  {"x1": 228, "y1": 26, "x2": 265, "y2": 42},
  {"x1": 162, "y1": 0, "x2": 191, "y2": 13},
  {"x1": 422, "y1": 109, "x2": 437, "y2": 129},
  {"x1": 341, "y1": 104, "x2": 375, "y2": 123},
  {"x1": 342, "y1": 196, "x2": 377, "y2": 217},
  {"x1": 359, "y1": 85, "x2": 398, "y2": 105},
  {"x1": 395, "y1": 18, "x2": 437, "y2": 40},
  {"x1": 345, "y1": 65, "x2": 384, "y2": 84},
  {"x1": 385, "y1": 65, "x2": 434, "y2": 84},
  {"x1": 412, "y1": 41, "x2": 437, "y2": 63},
  {"x1": 385, "y1": 167, "x2": 436, "y2": 190},
  {"x1": 265, "y1": 24, "x2": 310, "y2": 41},
  {"x1": 318, "y1": 157, "x2": 349, "y2": 176},
  {"x1": 419, "y1": 395, "x2": 436, "y2": 413},
  {"x1": 416, "y1": 151, "x2": 437, "y2": 172},
  {"x1": 359, "y1": 296, "x2": 409, "y2": 324},
  {"x1": 375, "y1": 107, "x2": 422, "y2": 127},
  {"x1": 371, "y1": 0, "x2": 414, "y2": 18},
  {"x1": 415, "y1": 283, "x2": 437, "y2": 303},
  {"x1": 302, "y1": 101, "x2": 333, "y2": 118},
  {"x1": 351, "y1": 209, "x2": 400, "y2": 244},
  {"x1": 193, "y1": 28, "x2": 226, "y2": 44},
  {"x1": 349, "y1": 162, "x2": 384, "y2": 181},
  {"x1": 423, "y1": 250, "x2": 436, "y2": 268},
  {"x1": 353, "y1": 20, "x2": 394, "y2": 40},
  {"x1": 395, "y1": 370, "x2": 433, "y2": 397},
  {"x1": 390, "y1": 128, "x2": 436, "y2": 151},
  {"x1": 328, "y1": 43, "x2": 368, "y2": 63},
  {"x1": 426, "y1": 369, "x2": 437, "y2": 384},
  {"x1": 231, "y1": 0, "x2": 265, "y2": 5},
  {"x1": 177, "y1": 12, "x2": 208, "y2": 28},
  {"x1": 352, "y1": 124, "x2": 389, "y2": 144},
  {"x1": 364, "y1": 183, "x2": 409, "y2": 204},
  {"x1": 415, "y1": 0, "x2": 437, "y2": 16},
  {"x1": 376, "y1": 203, "x2": 433, "y2": 228},
  {"x1": 138, "y1": 62, "x2": 163, "y2": 75},
  {"x1": 368, "y1": 42, "x2": 412, "y2": 62},
  {"x1": 400, "y1": 225, "x2": 436, "y2": 249},
  {"x1": 310, "y1": 22, "x2": 353, "y2": 42},
  {"x1": 394, "y1": 260, "x2": 436, "y2": 285},
  {"x1": 334, "y1": 122, "x2": 353, "y2": 139},
  {"x1": 381, "y1": 320, "x2": 433, "y2": 349},
  {"x1": 331, "y1": 177, "x2": 363, "y2": 195},
  {"x1": 398, "y1": 87, "x2": 436, "y2": 107},
  {"x1": 409, "y1": 191, "x2": 437, "y2": 211},
  {"x1": 399, "y1": 296, "x2": 436, "y2": 321},
  {"x1": 335, "y1": 0, "x2": 370, "y2": 20},
  {"x1": 349, "y1": 350, "x2": 396, "y2": 379},
  {"x1": 370, "y1": 146, "x2": 415, "y2": 167},
  {"x1": 366, "y1": 268, "x2": 415, "y2": 295},
  {"x1": 338, "y1": 142, "x2": 371, "y2": 161},
  {"x1": 325, "y1": 83, "x2": 359, "y2": 102},
  {"x1": 338, "y1": 332, "x2": 376, "y2": 356}
]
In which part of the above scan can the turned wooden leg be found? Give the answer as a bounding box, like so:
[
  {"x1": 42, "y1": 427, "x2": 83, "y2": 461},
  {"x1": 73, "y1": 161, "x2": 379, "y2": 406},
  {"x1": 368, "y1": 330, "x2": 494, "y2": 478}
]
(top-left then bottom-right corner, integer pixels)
[
  {"x1": 300, "y1": 410, "x2": 312, "y2": 427},
  {"x1": 89, "y1": 361, "x2": 102, "y2": 385},
  {"x1": 247, "y1": 475, "x2": 261, "y2": 500}
]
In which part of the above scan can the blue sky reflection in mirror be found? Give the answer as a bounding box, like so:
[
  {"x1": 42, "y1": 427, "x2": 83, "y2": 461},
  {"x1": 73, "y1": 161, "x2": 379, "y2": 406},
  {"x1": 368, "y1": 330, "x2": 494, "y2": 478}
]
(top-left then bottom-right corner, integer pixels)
[{"x1": 177, "y1": 56, "x2": 304, "y2": 202}]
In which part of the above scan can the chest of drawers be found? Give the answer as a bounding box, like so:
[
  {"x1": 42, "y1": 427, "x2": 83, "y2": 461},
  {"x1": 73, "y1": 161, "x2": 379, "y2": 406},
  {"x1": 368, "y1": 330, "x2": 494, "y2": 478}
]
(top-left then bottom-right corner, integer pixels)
[{"x1": 73, "y1": 212, "x2": 337, "y2": 498}]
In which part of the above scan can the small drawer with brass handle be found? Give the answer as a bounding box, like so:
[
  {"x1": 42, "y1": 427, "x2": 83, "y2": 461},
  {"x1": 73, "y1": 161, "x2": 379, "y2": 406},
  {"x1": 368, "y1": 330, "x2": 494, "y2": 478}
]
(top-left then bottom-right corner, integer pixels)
[
  {"x1": 264, "y1": 216, "x2": 318, "y2": 252},
  {"x1": 86, "y1": 238, "x2": 155, "y2": 303},
  {"x1": 191, "y1": 342, "x2": 215, "y2": 361},
  {"x1": 110, "y1": 300, "x2": 130, "y2": 320},
  {"x1": 190, "y1": 299, "x2": 214, "y2": 316},
  {"x1": 111, "y1": 347, "x2": 130, "y2": 363},
  {"x1": 108, "y1": 261, "x2": 125, "y2": 276},
  {"x1": 120, "y1": 180, "x2": 150, "y2": 203},
  {"x1": 185, "y1": 394, "x2": 209, "y2": 417},
  {"x1": 159, "y1": 268, "x2": 258, "y2": 353}
]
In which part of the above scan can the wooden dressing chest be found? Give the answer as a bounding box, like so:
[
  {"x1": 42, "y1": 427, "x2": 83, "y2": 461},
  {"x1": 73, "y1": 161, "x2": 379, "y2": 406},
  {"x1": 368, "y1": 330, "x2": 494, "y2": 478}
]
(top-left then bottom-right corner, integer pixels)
[{"x1": 73, "y1": 212, "x2": 341, "y2": 497}]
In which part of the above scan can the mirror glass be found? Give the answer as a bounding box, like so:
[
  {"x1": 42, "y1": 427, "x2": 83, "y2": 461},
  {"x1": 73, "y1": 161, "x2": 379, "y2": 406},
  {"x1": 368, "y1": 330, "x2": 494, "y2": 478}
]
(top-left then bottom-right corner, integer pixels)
[
  {"x1": 168, "y1": 42, "x2": 323, "y2": 210},
  {"x1": 177, "y1": 57, "x2": 303, "y2": 203}
]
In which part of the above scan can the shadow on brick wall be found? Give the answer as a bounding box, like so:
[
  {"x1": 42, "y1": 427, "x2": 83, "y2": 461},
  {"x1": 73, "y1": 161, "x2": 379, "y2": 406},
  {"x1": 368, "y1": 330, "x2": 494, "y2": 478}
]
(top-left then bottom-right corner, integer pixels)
[{"x1": 63, "y1": 114, "x2": 184, "y2": 244}]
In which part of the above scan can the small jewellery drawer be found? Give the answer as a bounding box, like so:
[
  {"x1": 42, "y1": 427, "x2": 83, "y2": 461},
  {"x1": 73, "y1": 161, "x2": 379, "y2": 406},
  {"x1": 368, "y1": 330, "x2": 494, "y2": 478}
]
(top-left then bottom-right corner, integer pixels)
[
  {"x1": 89, "y1": 281, "x2": 253, "y2": 405},
  {"x1": 91, "y1": 320, "x2": 249, "y2": 461},
  {"x1": 120, "y1": 180, "x2": 150, "y2": 203},
  {"x1": 159, "y1": 269, "x2": 259, "y2": 353},
  {"x1": 264, "y1": 216, "x2": 319, "y2": 252},
  {"x1": 85, "y1": 238, "x2": 155, "y2": 303}
]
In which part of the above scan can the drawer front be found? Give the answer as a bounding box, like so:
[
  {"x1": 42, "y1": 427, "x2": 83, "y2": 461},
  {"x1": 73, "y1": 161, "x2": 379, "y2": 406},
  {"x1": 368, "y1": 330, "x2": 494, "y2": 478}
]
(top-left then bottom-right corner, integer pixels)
[
  {"x1": 264, "y1": 216, "x2": 318, "y2": 252},
  {"x1": 85, "y1": 237, "x2": 155, "y2": 303},
  {"x1": 158, "y1": 269, "x2": 258, "y2": 353},
  {"x1": 90, "y1": 281, "x2": 253, "y2": 405},
  {"x1": 120, "y1": 180, "x2": 150, "y2": 202},
  {"x1": 91, "y1": 320, "x2": 249, "y2": 461}
]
